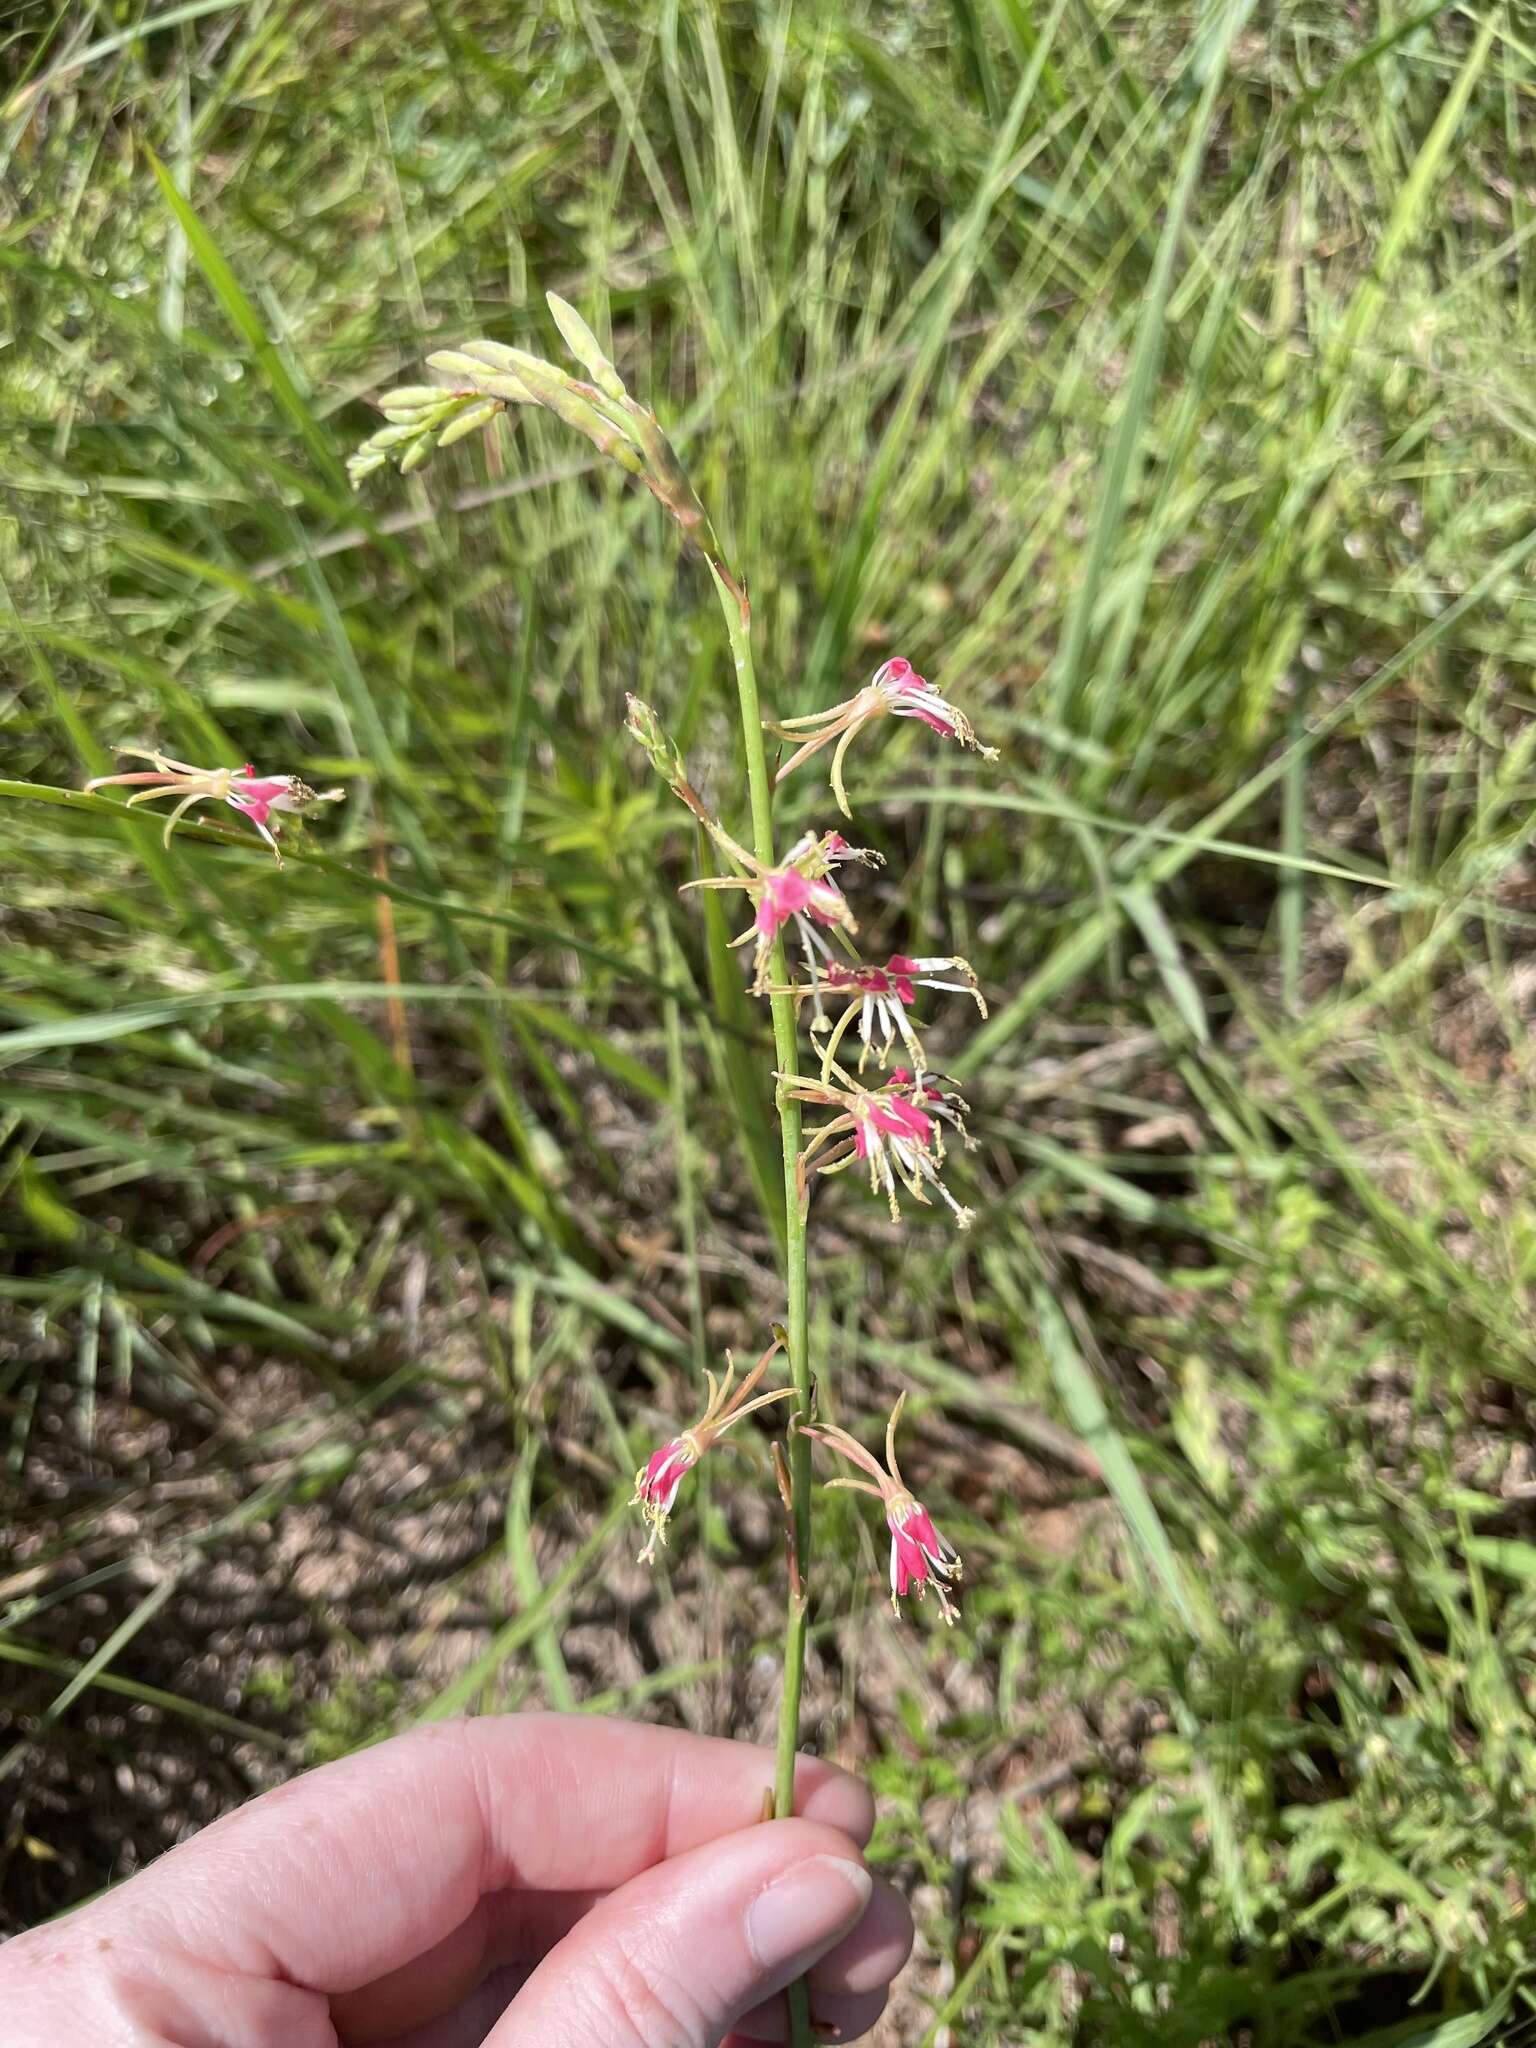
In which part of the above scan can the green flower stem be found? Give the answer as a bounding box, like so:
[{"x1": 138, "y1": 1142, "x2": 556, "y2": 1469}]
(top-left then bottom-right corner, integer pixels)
[{"x1": 708, "y1": 566, "x2": 814, "y2": 2048}]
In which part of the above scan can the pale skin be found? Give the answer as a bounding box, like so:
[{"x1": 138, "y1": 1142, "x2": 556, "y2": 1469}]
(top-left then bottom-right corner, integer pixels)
[{"x1": 0, "y1": 1715, "x2": 913, "y2": 2048}]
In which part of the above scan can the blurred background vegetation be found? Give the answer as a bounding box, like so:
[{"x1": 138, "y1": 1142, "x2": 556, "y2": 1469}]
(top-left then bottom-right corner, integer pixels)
[{"x1": 7, "y1": 2, "x2": 1536, "y2": 2042}]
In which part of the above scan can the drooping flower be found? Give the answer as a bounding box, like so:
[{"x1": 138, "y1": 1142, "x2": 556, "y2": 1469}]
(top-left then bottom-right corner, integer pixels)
[
  {"x1": 777, "y1": 1063, "x2": 975, "y2": 1227},
  {"x1": 85, "y1": 750, "x2": 344, "y2": 866},
  {"x1": 767, "y1": 657, "x2": 998, "y2": 816},
  {"x1": 802, "y1": 1391, "x2": 962, "y2": 1622},
  {"x1": 887, "y1": 1065, "x2": 972, "y2": 1142},
  {"x1": 682, "y1": 830, "x2": 880, "y2": 992},
  {"x1": 764, "y1": 951, "x2": 986, "y2": 1076},
  {"x1": 632, "y1": 1335, "x2": 793, "y2": 1563}
]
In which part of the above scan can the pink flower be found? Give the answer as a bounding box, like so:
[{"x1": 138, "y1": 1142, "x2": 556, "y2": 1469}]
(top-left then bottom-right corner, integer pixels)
[
  {"x1": 631, "y1": 1335, "x2": 793, "y2": 1563},
  {"x1": 888, "y1": 1499, "x2": 957, "y2": 1605},
  {"x1": 755, "y1": 862, "x2": 843, "y2": 943},
  {"x1": 227, "y1": 775, "x2": 294, "y2": 827},
  {"x1": 874, "y1": 657, "x2": 981, "y2": 742},
  {"x1": 765, "y1": 951, "x2": 986, "y2": 1074},
  {"x1": 682, "y1": 829, "x2": 880, "y2": 992},
  {"x1": 887, "y1": 1066, "x2": 970, "y2": 1140},
  {"x1": 85, "y1": 749, "x2": 344, "y2": 866},
  {"x1": 777, "y1": 1063, "x2": 975, "y2": 1227},
  {"x1": 632, "y1": 1436, "x2": 698, "y2": 1543},
  {"x1": 766, "y1": 656, "x2": 998, "y2": 816},
  {"x1": 802, "y1": 1392, "x2": 962, "y2": 1622}
]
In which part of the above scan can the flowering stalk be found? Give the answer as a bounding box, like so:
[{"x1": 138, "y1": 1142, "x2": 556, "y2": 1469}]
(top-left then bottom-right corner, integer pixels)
[
  {"x1": 357, "y1": 302, "x2": 823, "y2": 2044},
  {"x1": 627, "y1": 674, "x2": 822, "y2": 2045},
  {"x1": 354, "y1": 299, "x2": 997, "y2": 2048},
  {"x1": 689, "y1": 575, "x2": 821, "y2": 2048},
  {"x1": 703, "y1": 575, "x2": 819, "y2": 1853}
]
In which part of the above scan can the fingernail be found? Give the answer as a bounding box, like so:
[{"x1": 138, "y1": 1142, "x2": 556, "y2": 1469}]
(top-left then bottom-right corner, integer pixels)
[{"x1": 747, "y1": 1855, "x2": 873, "y2": 1970}]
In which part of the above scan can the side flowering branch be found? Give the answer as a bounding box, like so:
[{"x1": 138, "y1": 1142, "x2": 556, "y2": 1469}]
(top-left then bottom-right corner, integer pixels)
[
  {"x1": 768, "y1": 656, "x2": 997, "y2": 816},
  {"x1": 779, "y1": 1065, "x2": 976, "y2": 1228},
  {"x1": 631, "y1": 1334, "x2": 792, "y2": 1564},
  {"x1": 681, "y1": 830, "x2": 878, "y2": 992},
  {"x1": 761, "y1": 951, "x2": 986, "y2": 1078},
  {"x1": 802, "y1": 1392, "x2": 963, "y2": 1623},
  {"x1": 85, "y1": 749, "x2": 344, "y2": 866},
  {"x1": 625, "y1": 695, "x2": 755, "y2": 870}
]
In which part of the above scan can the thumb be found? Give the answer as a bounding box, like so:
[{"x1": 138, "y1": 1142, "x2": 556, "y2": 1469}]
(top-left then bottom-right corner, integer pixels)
[{"x1": 488, "y1": 1818, "x2": 873, "y2": 2048}]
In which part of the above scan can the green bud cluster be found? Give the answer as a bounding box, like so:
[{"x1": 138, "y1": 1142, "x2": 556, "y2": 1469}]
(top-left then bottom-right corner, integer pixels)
[
  {"x1": 624, "y1": 694, "x2": 689, "y2": 792},
  {"x1": 349, "y1": 296, "x2": 727, "y2": 583},
  {"x1": 623, "y1": 695, "x2": 756, "y2": 871},
  {"x1": 345, "y1": 383, "x2": 502, "y2": 484}
]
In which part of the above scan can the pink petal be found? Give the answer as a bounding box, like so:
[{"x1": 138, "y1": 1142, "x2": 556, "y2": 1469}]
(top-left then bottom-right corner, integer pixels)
[
  {"x1": 869, "y1": 1097, "x2": 933, "y2": 1144},
  {"x1": 894, "y1": 700, "x2": 958, "y2": 737},
  {"x1": 805, "y1": 879, "x2": 848, "y2": 928},
  {"x1": 639, "y1": 1438, "x2": 692, "y2": 1511},
  {"x1": 756, "y1": 867, "x2": 816, "y2": 937}
]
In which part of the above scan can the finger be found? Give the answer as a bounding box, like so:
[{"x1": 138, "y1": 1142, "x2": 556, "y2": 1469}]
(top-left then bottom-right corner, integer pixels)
[
  {"x1": 486, "y1": 1818, "x2": 873, "y2": 2047},
  {"x1": 727, "y1": 1879, "x2": 910, "y2": 2046},
  {"x1": 807, "y1": 1874, "x2": 912, "y2": 1996},
  {"x1": 721, "y1": 1874, "x2": 914, "y2": 2028},
  {"x1": 343, "y1": 1879, "x2": 910, "y2": 2048},
  {"x1": 356, "y1": 1963, "x2": 531, "y2": 2048},
  {"x1": 727, "y1": 1985, "x2": 890, "y2": 2043},
  {"x1": 342, "y1": 1871, "x2": 911, "y2": 2047},
  {"x1": 87, "y1": 1715, "x2": 873, "y2": 1996},
  {"x1": 334, "y1": 1891, "x2": 599, "y2": 2045},
  {"x1": 378, "y1": 1978, "x2": 890, "y2": 2048}
]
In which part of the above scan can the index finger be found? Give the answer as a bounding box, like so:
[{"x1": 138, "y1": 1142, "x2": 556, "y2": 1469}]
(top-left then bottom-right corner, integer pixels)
[{"x1": 88, "y1": 1714, "x2": 874, "y2": 1995}]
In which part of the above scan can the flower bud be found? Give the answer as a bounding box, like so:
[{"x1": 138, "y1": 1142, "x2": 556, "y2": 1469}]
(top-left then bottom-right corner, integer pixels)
[
  {"x1": 547, "y1": 291, "x2": 629, "y2": 405},
  {"x1": 625, "y1": 695, "x2": 688, "y2": 788},
  {"x1": 437, "y1": 399, "x2": 503, "y2": 447},
  {"x1": 368, "y1": 422, "x2": 425, "y2": 449},
  {"x1": 426, "y1": 348, "x2": 499, "y2": 381},
  {"x1": 376, "y1": 384, "x2": 449, "y2": 411}
]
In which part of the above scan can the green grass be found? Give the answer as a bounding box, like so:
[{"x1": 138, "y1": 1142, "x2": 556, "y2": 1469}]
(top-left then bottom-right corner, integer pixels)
[{"x1": 7, "y1": 3, "x2": 1536, "y2": 2042}]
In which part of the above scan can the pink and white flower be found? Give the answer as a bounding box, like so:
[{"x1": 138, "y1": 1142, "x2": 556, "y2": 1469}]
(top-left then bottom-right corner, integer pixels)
[
  {"x1": 682, "y1": 829, "x2": 880, "y2": 991},
  {"x1": 766, "y1": 951, "x2": 985, "y2": 1075},
  {"x1": 802, "y1": 1392, "x2": 962, "y2": 1622},
  {"x1": 632, "y1": 1437, "x2": 697, "y2": 1545},
  {"x1": 778, "y1": 1063, "x2": 975, "y2": 1227},
  {"x1": 631, "y1": 1335, "x2": 793, "y2": 1563},
  {"x1": 85, "y1": 749, "x2": 345, "y2": 866},
  {"x1": 767, "y1": 656, "x2": 998, "y2": 816},
  {"x1": 887, "y1": 1065, "x2": 971, "y2": 1140}
]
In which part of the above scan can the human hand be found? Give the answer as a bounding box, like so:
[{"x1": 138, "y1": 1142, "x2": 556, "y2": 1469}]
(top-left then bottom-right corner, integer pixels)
[{"x1": 1, "y1": 1713, "x2": 912, "y2": 2046}]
